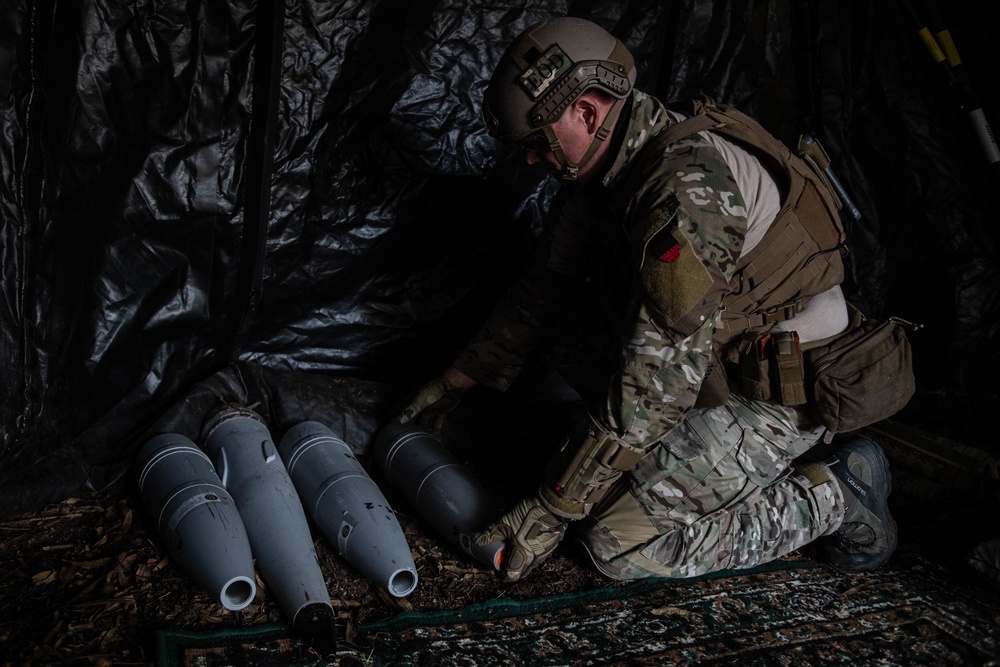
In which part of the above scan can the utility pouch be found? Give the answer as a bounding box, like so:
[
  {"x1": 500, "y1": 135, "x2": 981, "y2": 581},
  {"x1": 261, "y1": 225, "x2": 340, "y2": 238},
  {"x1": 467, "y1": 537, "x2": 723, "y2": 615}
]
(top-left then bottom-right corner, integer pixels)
[
  {"x1": 802, "y1": 306, "x2": 920, "y2": 433},
  {"x1": 773, "y1": 331, "x2": 807, "y2": 406},
  {"x1": 737, "y1": 330, "x2": 807, "y2": 406},
  {"x1": 738, "y1": 331, "x2": 773, "y2": 401}
]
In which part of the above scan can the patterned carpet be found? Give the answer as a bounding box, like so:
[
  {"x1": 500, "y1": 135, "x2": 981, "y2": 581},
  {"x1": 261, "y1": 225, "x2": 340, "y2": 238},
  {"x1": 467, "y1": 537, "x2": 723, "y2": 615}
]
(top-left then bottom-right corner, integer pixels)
[{"x1": 156, "y1": 554, "x2": 1000, "y2": 666}]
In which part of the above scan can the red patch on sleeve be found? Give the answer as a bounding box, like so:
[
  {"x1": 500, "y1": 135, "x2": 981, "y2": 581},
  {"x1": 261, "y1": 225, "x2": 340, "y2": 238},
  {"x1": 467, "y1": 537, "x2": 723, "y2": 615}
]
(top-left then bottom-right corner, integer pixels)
[{"x1": 658, "y1": 244, "x2": 681, "y2": 263}]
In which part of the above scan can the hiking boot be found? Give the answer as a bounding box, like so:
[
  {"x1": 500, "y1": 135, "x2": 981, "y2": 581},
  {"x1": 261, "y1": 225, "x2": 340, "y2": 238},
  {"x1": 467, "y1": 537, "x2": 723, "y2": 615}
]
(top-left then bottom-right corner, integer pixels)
[{"x1": 814, "y1": 436, "x2": 897, "y2": 570}]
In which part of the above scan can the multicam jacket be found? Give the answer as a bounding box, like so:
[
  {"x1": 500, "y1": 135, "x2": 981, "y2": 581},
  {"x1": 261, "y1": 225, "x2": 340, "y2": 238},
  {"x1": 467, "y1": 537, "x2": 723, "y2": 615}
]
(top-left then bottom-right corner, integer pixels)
[{"x1": 454, "y1": 91, "x2": 807, "y2": 449}]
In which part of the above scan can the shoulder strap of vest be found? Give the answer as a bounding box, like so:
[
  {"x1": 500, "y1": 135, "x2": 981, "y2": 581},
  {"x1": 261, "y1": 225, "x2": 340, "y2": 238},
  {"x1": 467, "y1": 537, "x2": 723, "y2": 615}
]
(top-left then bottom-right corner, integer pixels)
[{"x1": 633, "y1": 96, "x2": 847, "y2": 261}]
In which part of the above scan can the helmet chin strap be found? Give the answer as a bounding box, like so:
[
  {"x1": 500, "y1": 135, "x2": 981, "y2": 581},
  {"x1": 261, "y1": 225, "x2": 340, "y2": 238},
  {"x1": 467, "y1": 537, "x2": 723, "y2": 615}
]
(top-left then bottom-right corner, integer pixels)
[{"x1": 544, "y1": 96, "x2": 628, "y2": 183}]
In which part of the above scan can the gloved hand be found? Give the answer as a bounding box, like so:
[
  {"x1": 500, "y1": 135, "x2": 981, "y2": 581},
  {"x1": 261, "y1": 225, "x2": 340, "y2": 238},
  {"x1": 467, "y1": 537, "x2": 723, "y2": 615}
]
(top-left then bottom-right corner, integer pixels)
[
  {"x1": 474, "y1": 491, "x2": 568, "y2": 582},
  {"x1": 396, "y1": 368, "x2": 477, "y2": 434}
]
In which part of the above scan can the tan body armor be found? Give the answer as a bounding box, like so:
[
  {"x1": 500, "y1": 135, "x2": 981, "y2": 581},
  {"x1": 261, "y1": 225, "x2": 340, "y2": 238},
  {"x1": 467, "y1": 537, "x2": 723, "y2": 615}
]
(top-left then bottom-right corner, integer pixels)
[
  {"x1": 626, "y1": 97, "x2": 849, "y2": 408},
  {"x1": 649, "y1": 97, "x2": 848, "y2": 348}
]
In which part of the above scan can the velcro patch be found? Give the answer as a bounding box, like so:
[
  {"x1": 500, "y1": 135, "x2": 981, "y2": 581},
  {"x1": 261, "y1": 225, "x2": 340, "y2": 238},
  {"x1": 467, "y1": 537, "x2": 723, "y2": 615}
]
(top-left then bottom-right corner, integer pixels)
[
  {"x1": 518, "y1": 45, "x2": 572, "y2": 101},
  {"x1": 639, "y1": 207, "x2": 714, "y2": 327}
]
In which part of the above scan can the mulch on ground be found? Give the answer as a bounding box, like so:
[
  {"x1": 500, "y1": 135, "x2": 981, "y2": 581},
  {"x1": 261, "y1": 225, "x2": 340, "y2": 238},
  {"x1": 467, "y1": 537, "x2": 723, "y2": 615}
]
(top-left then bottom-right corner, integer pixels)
[
  {"x1": 2, "y1": 419, "x2": 999, "y2": 665},
  {"x1": 0, "y1": 487, "x2": 610, "y2": 665}
]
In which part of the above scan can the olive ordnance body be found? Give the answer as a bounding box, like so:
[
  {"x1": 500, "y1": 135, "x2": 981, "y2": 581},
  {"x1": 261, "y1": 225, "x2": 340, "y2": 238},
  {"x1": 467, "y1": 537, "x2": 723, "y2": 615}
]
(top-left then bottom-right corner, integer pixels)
[
  {"x1": 279, "y1": 420, "x2": 419, "y2": 598},
  {"x1": 373, "y1": 422, "x2": 505, "y2": 570}
]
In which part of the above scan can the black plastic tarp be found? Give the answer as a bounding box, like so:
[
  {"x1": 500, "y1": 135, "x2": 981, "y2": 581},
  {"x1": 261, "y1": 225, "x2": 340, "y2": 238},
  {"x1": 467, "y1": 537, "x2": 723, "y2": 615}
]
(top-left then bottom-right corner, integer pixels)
[{"x1": 2, "y1": 0, "x2": 998, "y2": 518}]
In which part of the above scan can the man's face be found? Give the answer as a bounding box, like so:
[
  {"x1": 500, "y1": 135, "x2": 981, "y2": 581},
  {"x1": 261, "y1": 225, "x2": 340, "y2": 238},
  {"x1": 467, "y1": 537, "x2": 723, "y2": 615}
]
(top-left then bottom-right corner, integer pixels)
[
  {"x1": 520, "y1": 133, "x2": 562, "y2": 173},
  {"x1": 519, "y1": 101, "x2": 606, "y2": 183}
]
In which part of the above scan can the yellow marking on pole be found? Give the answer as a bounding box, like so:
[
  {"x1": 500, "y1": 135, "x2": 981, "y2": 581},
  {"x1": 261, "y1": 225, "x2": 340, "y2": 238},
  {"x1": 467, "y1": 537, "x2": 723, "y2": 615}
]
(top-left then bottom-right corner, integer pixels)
[
  {"x1": 917, "y1": 27, "x2": 946, "y2": 63},
  {"x1": 935, "y1": 29, "x2": 962, "y2": 67}
]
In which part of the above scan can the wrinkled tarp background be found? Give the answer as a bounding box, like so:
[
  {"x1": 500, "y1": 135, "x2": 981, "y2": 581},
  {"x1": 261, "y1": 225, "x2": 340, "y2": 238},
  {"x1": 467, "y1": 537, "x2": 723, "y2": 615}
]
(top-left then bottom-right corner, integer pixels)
[{"x1": 1, "y1": 0, "x2": 998, "y2": 518}]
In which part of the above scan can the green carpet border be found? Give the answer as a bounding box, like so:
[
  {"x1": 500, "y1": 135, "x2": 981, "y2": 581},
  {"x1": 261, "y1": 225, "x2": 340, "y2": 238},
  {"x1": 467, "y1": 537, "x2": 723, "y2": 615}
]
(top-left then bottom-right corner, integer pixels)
[
  {"x1": 155, "y1": 557, "x2": 824, "y2": 665},
  {"x1": 362, "y1": 557, "x2": 822, "y2": 633}
]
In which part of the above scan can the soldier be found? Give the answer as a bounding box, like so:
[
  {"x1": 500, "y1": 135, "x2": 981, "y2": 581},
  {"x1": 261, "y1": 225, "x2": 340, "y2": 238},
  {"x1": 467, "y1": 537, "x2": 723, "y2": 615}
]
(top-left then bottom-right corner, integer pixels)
[{"x1": 399, "y1": 17, "x2": 899, "y2": 582}]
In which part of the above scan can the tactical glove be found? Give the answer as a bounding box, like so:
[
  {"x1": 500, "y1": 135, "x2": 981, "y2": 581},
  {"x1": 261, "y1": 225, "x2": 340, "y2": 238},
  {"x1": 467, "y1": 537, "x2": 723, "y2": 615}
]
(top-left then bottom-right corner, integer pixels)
[
  {"x1": 474, "y1": 491, "x2": 567, "y2": 582},
  {"x1": 475, "y1": 414, "x2": 647, "y2": 582},
  {"x1": 396, "y1": 373, "x2": 471, "y2": 434}
]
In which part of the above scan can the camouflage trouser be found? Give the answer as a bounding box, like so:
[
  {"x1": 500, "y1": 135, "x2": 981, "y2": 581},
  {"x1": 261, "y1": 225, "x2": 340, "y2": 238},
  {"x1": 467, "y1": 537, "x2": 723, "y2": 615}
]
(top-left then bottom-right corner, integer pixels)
[{"x1": 574, "y1": 390, "x2": 845, "y2": 580}]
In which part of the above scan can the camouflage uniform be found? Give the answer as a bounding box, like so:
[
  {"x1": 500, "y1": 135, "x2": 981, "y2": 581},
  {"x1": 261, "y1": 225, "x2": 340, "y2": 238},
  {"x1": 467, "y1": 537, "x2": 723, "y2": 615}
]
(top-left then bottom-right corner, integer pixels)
[{"x1": 455, "y1": 91, "x2": 846, "y2": 580}]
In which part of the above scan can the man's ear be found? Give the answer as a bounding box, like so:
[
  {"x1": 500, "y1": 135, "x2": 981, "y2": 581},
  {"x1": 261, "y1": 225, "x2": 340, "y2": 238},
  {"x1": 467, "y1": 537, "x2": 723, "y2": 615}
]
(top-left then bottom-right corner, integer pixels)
[{"x1": 573, "y1": 94, "x2": 602, "y2": 136}]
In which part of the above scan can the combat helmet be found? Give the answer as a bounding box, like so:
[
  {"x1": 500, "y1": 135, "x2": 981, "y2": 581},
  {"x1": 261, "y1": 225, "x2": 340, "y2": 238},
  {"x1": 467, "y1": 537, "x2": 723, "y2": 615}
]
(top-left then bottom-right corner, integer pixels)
[{"x1": 483, "y1": 17, "x2": 636, "y2": 181}]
